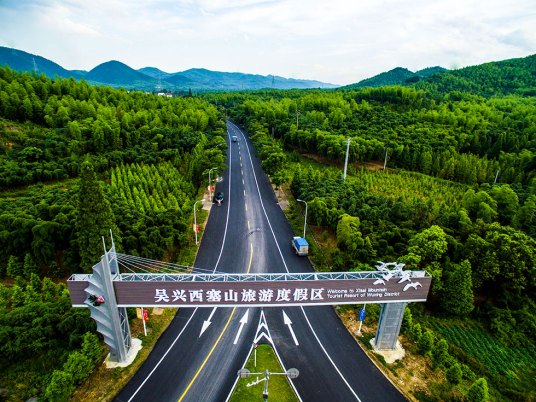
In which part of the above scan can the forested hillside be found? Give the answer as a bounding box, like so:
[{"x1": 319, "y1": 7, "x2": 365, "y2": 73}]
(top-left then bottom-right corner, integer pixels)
[
  {"x1": 0, "y1": 66, "x2": 226, "y2": 400},
  {"x1": 416, "y1": 54, "x2": 536, "y2": 96},
  {"x1": 214, "y1": 79, "x2": 536, "y2": 400}
]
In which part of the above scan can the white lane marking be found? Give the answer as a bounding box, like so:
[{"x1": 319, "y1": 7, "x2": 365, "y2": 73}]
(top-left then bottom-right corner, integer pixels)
[
  {"x1": 127, "y1": 124, "x2": 236, "y2": 401},
  {"x1": 253, "y1": 309, "x2": 273, "y2": 344},
  {"x1": 231, "y1": 121, "x2": 361, "y2": 402},
  {"x1": 242, "y1": 178, "x2": 245, "y2": 185},
  {"x1": 225, "y1": 310, "x2": 303, "y2": 402},
  {"x1": 127, "y1": 308, "x2": 199, "y2": 402},
  {"x1": 243, "y1": 190, "x2": 246, "y2": 197},
  {"x1": 199, "y1": 307, "x2": 218, "y2": 337},
  {"x1": 211, "y1": 127, "x2": 234, "y2": 273},
  {"x1": 233, "y1": 309, "x2": 250, "y2": 345},
  {"x1": 247, "y1": 220, "x2": 250, "y2": 230},
  {"x1": 245, "y1": 203, "x2": 247, "y2": 212},
  {"x1": 283, "y1": 310, "x2": 299, "y2": 346}
]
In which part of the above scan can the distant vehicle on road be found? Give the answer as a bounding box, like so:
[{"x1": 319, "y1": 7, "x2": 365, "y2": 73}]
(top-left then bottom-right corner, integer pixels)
[
  {"x1": 232, "y1": 136, "x2": 238, "y2": 142},
  {"x1": 292, "y1": 236, "x2": 309, "y2": 256},
  {"x1": 214, "y1": 191, "x2": 224, "y2": 206}
]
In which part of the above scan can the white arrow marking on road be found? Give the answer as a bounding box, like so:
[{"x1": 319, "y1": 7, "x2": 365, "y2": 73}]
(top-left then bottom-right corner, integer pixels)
[
  {"x1": 283, "y1": 310, "x2": 299, "y2": 346},
  {"x1": 254, "y1": 310, "x2": 273, "y2": 344},
  {"x1": 233, "y1": 309, "x2": 250, "y2": 345},
  {"x1": 199, "y1": 307, "x2": 218, "y2": 337}
]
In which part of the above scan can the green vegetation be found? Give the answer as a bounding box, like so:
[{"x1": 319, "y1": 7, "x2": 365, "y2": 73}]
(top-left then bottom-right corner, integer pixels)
[
  {"x1": 214, "y1": 59, "x2": 536, "y2": 400},
  {"x1": 1, "y1": 52, "x2": 536, "y2": 401},
  {"x1": 229, "y1": 344, "x2": 298, "y2": 402},
  {"x1": 0, "y1": 67, "x2": 226, "y2": 399}
]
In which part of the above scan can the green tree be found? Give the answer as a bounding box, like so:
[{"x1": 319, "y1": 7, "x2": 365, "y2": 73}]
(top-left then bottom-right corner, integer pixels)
[
  {"x1": 431, "y1": 339, "x2": 450, "y2": 369},
  {"x1": 43, "y1": 370, "x2": 73, "y2": 402},
  {"x1": 446, "y1": 362, "x2": 463, "y2": 385},
  {"x1": 63, "y1": 351, "x2": 93, "y2": 385},
  {"x1": 10, "y1": 284, "x2": 24, "y2": 308},
  {"x1": 23, "y1": 253, "x2": 40, "y2": 277},
  {"x1": 441, "y1": 260, "x2": 474, "y2": 316},
  {"x1": 418, "y1": 330, "x2": 434, "y2": 354},
  {"x1": 336, "y1": 214, "x2": 364, "y2": 259},
  {"x1": 409, "y1": 322, "x2": 422, "y2": 342},
  {"x1": 6, "y1": 255, "x2": 23, "y2": 279},
  {"x1": 407, "y1": 225, "x2": 448, "y2": 265},
  {"x1": 490, "y1": 184, "x2": 519, "y2": 225},
  {"x1": 75, "y1": 160, "x2": 119, "y2": 272},
  {"x1": 466, "y1": 378, "x2": 489, "y2": 402},
  {"x1": 81, "y1": 332, "x2": 103, "y2": 365}
]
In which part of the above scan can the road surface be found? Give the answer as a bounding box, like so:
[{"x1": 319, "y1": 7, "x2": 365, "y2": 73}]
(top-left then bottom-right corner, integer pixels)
[{"x1": 115, "y1": 121, "x2": 406, "y2": 402}]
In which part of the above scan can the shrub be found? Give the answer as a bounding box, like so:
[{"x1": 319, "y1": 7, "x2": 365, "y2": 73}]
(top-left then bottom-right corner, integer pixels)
[
  {"x1": 431, "y1": 339, "x2": 449, "y2": 369},
  {"x1": 466, "y1": 378, "x2": 489, "y2": 402},
  {"x1": 418, "y1": 330, "x2": 434, "y2": 354},
  {"x1": 43, "y1": 370, "x2": 73, "y2": 402},
  {"x1": 446, "y1": 362, "x2": 462, "y2": 385}
]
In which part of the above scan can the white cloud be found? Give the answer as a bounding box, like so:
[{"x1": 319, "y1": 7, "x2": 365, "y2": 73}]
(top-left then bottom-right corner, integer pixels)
[{"x1": 0, "y1": 0, "x2": 534, "y2": 84}]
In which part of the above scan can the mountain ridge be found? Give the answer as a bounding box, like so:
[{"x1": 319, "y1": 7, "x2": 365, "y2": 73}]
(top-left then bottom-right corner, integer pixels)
[{"x1": 0, "y1": 46, "x2": 336, "y2": 91}]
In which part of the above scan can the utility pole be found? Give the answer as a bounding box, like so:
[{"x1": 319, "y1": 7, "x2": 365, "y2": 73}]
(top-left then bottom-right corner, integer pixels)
[
  {"x1": 383, "y1": 149, "x2": 389, "y2": 172},
  {"x1": 343, "y1": 138, "x2": 350, "y2": 181},
  {"x1": 493, "y1": 169, "x2": 500, "y2": 185}
]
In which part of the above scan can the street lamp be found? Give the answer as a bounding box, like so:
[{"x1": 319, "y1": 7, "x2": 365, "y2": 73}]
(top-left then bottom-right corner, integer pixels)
[
  {"x1": 193, "y1": 199, "x2": 203, "y2": 245},
  {"x1": 208, "y1": 167, "x2": 218, "y2": 202},
  {"x1": 237, "y1": 368, "x2": 299, "y2": 401},
  {"x1": 296, "y1": 199, "x2": 308, "y2": 239}
]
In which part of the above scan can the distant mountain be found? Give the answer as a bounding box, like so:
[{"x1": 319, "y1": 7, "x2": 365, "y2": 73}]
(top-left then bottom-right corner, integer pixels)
[
  {"x1": 138, "y1": 67, "x2": 174, "y2": 80},
  {"x1": 0, "y1": 46, "x2": 82, "y2": 78},
  {"x1": 418, "y1": 54, "x2": 536, "y2": 96},
  {"x1": 0, "y1": 46, "x2": 336, "y2": 91},
  {"x1": 175, "y1": 68, "x2": 336, "y2": 90},
  {"x1": 415, "y1": 66, "x2": 447, "y2": 77},
  {"x1": 345, "y1": 66, "x2": 448, "y2": 88},
  {"x1": 85, "y1": 60, "x2": 156, "y2": 86}
]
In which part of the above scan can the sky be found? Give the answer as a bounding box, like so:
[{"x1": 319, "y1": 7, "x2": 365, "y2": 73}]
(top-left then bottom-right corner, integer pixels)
[{"x1": 0, "y1": 0, "x2": 535, "y2": 85}]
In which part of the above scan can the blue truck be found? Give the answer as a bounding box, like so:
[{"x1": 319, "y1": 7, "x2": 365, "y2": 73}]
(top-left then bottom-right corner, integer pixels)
[{"x1": 292, "y1": 236, "x2": 309, "y2": 256}]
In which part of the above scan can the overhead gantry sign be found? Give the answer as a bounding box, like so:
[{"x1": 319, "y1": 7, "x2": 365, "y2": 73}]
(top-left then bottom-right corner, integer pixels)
[
  {"x1": 69, "y1": 271, "x2": 430, "y2": 308},
  {"x1": 68, "y1": 248, "x2": 431, "y2": 363}
]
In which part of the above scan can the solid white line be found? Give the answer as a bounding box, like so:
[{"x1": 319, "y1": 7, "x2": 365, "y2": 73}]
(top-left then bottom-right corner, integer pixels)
[
  {"x1": 127, "y1": 124, "x2": 236, "y2": 401},
  {"x1": 211, "y1": 128, "x2": 234, "y2": 273},
  {"x1": 231, "y1": 121, "x2": 361, "y2": 401},
  {"x1": 127, "y1": 307, "x2": 199, "y2": 402}
]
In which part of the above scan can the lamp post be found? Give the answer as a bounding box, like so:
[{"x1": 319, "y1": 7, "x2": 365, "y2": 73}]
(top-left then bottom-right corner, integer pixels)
[
  {"x1": 296, "y1": 199, "x2": 308, "y2": 239},
  {"x1": 193, "y1": 199, "x2": 203, "y2": 245},
  {"x1": 237, "y1": 368, "x2": 299, "y2": 401},
  {"x1": 208, "y1": 167, "x2": 218, "y2": 202}
]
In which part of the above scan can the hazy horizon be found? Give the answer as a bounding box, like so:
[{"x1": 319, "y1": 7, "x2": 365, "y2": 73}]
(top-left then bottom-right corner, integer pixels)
[{"x1": 1, "y1": 0, "x2": 535, "y2": 85}]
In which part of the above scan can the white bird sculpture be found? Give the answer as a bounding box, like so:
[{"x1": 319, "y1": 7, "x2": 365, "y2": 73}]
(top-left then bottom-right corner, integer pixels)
[{"x1": 403, "y1": 282, "x2": 422, "y2": 291}]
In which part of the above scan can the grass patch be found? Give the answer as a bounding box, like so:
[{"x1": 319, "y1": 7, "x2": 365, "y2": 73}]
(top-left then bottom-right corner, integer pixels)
[
  {"x1": 229, "y1": 344, "x2": 298, "y2": 402},
  {"x1": 71, "y1": 307, "x2": 178, "y2": 402}
]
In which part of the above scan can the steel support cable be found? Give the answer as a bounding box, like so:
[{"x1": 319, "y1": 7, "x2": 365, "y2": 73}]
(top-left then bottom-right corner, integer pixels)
[
  {"x1": 116, "y1": 254, "x2": 195, "y2": 273},
  {"x1": 116, "y1": 253, "x2": 198, "y2": 271},
  {"x1": 115, "y1": 253, "x2": 227, "y2": 275}
]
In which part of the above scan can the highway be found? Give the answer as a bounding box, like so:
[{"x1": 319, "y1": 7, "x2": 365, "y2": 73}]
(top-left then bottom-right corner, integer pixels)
[{"x1": 115, "y1": 121, "x2": 406, "y2": 402}]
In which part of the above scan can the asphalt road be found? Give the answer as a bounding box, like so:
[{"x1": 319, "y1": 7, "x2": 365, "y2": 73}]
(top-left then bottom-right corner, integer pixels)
[{"x1": 115, "y1": 121, "x2": 407, "y2": 402}]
